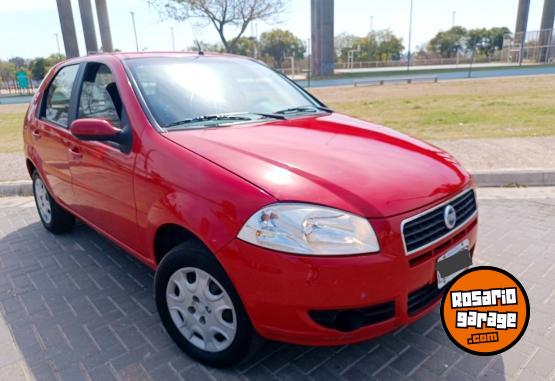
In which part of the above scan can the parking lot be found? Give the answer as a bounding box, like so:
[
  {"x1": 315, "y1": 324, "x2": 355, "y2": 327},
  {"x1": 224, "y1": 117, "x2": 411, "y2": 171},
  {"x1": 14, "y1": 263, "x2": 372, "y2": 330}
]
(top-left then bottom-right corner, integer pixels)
[{"x1": 1, "y1": 188, "x2": 554, "y2": 381}]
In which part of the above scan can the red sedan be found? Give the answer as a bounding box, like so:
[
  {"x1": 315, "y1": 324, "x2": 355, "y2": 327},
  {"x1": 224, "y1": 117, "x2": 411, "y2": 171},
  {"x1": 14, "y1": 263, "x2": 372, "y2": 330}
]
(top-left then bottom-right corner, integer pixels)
[{"x1": 23, "y1": 52, "x2": 478, "y2": 367}]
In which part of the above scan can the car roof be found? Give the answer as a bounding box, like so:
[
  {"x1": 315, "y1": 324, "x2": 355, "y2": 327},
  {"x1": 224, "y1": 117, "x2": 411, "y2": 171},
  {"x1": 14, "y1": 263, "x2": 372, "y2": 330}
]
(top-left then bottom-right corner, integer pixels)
[{"x1": 62, "y1": 51, "x2": 254, "y2": 64}]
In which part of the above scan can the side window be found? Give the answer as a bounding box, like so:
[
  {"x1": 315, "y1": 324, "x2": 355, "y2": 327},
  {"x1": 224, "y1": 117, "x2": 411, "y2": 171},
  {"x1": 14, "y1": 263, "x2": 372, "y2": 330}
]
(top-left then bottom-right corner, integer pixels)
[
  {"x1": 44, "y1": 65, "x2": 79, "y2": 127},
  {"x1": 78, "y1": 64, "x2": 123, "y2": 128}
]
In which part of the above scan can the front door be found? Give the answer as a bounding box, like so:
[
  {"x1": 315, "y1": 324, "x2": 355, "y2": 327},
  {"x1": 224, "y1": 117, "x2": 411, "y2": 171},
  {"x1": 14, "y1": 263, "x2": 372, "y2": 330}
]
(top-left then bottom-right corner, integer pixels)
[
  {"x1": 34, "y1": 64, "x2": 81, "y2": 205},
  {"x1": 69, "y1": 62, "x2": 140, "y2": 252}
]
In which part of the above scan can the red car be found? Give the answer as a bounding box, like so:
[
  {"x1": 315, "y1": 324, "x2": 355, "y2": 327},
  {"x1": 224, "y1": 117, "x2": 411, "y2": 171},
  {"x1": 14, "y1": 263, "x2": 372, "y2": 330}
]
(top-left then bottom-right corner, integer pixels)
[{"x1": 23, "y1": 52, "x2": 478, "y2": 367}]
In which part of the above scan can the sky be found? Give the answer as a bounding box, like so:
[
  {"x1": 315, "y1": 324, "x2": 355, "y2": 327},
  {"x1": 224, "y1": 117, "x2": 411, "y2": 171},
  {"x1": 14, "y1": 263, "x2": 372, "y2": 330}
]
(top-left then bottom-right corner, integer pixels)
[{"x1": 0, "y1": 0, "x2": 548, "y2": 60}]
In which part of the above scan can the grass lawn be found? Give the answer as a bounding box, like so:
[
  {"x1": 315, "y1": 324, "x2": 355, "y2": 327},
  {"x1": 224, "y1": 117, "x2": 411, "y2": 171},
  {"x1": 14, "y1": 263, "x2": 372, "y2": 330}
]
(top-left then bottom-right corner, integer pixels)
[
  {"x1": 0, "y1": 75, "x2": 554, "y2": 153},
  {"x1": 310, "y1": 75, "x2": 555, "y2": 140},
  {"x1": 0, "y1": 104, "x2": 27, "y2": 153}
]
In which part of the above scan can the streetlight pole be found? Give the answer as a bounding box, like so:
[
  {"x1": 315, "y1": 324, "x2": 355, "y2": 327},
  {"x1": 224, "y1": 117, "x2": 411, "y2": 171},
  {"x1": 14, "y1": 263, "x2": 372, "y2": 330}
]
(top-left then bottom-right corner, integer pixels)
[
  {"x1": 407, "y1": 0, "x2": 414, "y2": 72},
  {"x1": 452, "y1": 11, "x2": 456, "y2": 28},
  {"x1": 54, "y1": 33, "x2": 61, "y2": 54},
  {"x1": 130, "y1": 11, "x2": 139, "y2": 52},
  {"x1": 171, "y1": 27, "x2": 175, "y2": 51},
  {"x1": 370, "y1": 16, "x2": 374, "y2": 32}
]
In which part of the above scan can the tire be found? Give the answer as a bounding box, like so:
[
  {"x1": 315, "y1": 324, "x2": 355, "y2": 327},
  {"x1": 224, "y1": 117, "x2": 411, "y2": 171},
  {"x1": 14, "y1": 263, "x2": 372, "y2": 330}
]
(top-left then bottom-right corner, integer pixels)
[
  {"x1": 32, "y1": 171, "x2": 75, "y2": 234},
  {"x1": 155, "y1": 241, "x2": 257, "y2": 368}
]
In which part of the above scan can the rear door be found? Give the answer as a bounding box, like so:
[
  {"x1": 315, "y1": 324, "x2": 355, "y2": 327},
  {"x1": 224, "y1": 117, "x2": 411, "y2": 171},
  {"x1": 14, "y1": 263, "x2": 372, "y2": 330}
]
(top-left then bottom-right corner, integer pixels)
[
  {"x1": 68, "y1": 62, "x2": 140, "y2": 252},
  {"x1": 33, "y1": 64, "x2": 81, "y2": 205}
]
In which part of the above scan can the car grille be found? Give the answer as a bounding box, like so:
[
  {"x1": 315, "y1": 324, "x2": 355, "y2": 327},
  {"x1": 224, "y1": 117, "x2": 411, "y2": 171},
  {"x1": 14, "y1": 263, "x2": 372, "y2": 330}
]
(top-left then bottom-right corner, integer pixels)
[
  {"x1": 408, "y1": 283, "x2": 443, "y2": 316},
  {"x1": 402, "y1": 189, "x2": 477, "y2": 254}
]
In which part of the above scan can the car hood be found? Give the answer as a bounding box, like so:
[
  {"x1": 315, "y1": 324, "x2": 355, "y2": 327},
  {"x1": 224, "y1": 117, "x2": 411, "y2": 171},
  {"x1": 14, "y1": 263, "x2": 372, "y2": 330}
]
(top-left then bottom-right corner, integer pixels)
[{"x1": 163, "y1": 113, "x2": 470, "y2": 218}]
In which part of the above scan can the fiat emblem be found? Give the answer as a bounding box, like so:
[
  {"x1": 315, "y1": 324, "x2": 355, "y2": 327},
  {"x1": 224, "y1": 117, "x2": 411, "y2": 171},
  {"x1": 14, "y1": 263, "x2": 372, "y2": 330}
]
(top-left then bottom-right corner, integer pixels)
[{"x1": 444, "y1": 205, "x2": 457, "y2": 229}]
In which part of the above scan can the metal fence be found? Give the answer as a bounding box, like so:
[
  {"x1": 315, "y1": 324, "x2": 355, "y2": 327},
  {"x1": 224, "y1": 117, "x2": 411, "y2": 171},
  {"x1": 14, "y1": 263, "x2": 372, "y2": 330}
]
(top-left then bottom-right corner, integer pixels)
[
  {"x1": 334, "y1": 54, "x2": 505, "y2": 70},
  {"x1": 503, "y1": 28, "x2": 555, "y2": 64},
  {"x1": 0, "y1": 78, "x2": 37, "y2": 96},
  {"x1": 0, "y1": 76, "x2": 40, "y2": 96}
]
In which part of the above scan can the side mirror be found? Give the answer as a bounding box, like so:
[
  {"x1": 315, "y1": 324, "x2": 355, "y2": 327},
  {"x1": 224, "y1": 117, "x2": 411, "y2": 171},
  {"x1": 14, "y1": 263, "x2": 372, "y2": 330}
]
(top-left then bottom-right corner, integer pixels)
[{"x1": 70, "y1": 118, "x2": 121, "y2": 142}]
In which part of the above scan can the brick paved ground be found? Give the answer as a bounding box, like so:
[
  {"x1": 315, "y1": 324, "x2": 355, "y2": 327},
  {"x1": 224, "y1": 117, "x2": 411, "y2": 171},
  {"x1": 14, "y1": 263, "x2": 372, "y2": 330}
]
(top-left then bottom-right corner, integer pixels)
[{"x1": 0, "y1": 189, "x2": 554, "y2": 381}]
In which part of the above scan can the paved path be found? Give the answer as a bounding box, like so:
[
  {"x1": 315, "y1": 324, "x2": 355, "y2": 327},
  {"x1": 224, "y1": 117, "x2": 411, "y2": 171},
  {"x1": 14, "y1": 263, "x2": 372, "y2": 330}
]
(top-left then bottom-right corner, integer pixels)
[
  {"x1": 335, "y1": 62, "x2": 521, "y2": 74},
  {"x1": 0, "y1": 153, "x2": 27, "y2": 182},
  {"x1": 0, "y1": 188, "x2": 554, "y2": 380},
  {"x1": 0, "y1": 96, "x2": 33, "y2": 106},
  {"x1": 3, "y1": 136, "x2": 554, "y2": 182},
  {"x1": 433, "y1": 137, "x2": 555, "y2": 171}
]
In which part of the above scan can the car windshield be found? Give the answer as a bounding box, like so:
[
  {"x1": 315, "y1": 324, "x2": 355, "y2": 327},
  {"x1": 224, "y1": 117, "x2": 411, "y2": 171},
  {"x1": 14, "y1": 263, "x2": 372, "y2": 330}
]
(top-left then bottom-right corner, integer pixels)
[{"x1": 126, "y1": 56, "x2": 323, "y2": 128}]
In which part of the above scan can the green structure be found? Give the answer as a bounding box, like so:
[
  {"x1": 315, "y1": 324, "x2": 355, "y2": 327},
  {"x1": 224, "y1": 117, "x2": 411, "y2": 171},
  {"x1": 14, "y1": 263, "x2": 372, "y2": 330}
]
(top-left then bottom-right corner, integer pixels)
[{"x1": 16, "y1": 71, "x2": 29, "y2": 89}]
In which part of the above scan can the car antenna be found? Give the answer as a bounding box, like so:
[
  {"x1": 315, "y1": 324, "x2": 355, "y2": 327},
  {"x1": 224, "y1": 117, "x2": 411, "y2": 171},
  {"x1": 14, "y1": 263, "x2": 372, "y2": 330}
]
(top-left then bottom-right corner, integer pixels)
[
  {"x1": 191, "y1": 25, "x2": 204, "y2": 56},
  {"x1": 195, "y1": 40, "x2": 204, "y2": 56}
]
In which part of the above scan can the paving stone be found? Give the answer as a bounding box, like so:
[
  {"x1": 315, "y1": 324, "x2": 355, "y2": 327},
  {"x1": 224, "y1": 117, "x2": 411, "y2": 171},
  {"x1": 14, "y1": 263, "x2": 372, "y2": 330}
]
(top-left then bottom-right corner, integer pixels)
[
  {"x1": 149, "y1": 363, "x2": 183, "y2": 381},
  {"x1": 421, "y1": 345, "x2": 462, "y2": 375},
  {"x1": 523, "y1": 348, "x2": 555, "y2": 379},
  {"x1": 388, "y1": 346, "x2": 428, "y2": 376}
]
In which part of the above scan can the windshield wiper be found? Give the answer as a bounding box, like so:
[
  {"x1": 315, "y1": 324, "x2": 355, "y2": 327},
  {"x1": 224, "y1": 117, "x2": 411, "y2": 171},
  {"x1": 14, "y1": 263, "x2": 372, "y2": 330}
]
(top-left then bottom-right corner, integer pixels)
[
  {"x1": 247, "y1": 112, "x2": 287, "y2": 120},
  {"x1": 274, "y1": 105, "x2": 333, "y2": 115},
  {"x1": 164, "y1": 112, "x2": 286, "y2": 129},
  {"x1": 164, "y1": 114, "x2": 252, "y2": 128}
]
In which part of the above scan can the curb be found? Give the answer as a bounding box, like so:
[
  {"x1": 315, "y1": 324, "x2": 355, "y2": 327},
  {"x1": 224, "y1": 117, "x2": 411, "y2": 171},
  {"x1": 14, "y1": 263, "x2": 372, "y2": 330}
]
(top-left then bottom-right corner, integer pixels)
[
  {"x1": 0, "y1": 181, "x2": 33, "y2": 197},
  {"x1": 472, "y1": 169, "x2": 555, "y2": 188},
  {"x1": 1, "y1": 170, "x2": 555, "y2": 197}
]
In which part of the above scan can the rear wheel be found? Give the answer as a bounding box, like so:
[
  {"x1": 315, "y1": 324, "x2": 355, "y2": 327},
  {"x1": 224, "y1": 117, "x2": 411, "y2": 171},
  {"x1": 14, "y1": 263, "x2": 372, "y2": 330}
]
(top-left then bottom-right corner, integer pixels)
[
  {"x1": 32, "y1": 171, "x2": 75, "y2": 234},
  {"x1": 155, "y1": 241, "x2": 257, "y2": 367}
]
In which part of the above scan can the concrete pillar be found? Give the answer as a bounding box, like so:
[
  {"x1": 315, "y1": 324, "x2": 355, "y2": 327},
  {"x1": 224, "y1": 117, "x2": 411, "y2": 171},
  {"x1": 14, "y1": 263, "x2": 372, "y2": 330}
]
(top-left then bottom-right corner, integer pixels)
[
  {"x1": 95, "y1": 0, "x2": 114, "y2": 52},
  {"x1": 515, "y1": 0, "x2": 530, "y2": 43},
  {"x1": 539, "y1": 0, "x2": 555, "y2": 62},
  {"x1": 56, "y1": 0, "x2": 80, "y2": 58},
  {"x1": 515, "y1": 0, "x2": 530, "y2": 64},
  {"x1": 311, "y1": 0, "x2": 334, "y2": 77},
  {"x1": 78, "y1": 0, "x2": 98, "y2": 53}
]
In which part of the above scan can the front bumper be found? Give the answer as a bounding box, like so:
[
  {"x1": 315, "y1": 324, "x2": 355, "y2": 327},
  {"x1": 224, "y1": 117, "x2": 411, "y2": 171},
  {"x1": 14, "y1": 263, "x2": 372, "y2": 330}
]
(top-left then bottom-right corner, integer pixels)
[{"x1": 215, "y1": 208, "x2": 478, "y2": 346}]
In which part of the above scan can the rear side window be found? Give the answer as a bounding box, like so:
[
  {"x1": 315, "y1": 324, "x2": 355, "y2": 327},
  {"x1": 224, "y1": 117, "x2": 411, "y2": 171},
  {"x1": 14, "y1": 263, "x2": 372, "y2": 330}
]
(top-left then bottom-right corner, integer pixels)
[
  {"x1": 78, "y1": 64, "x2": 122, "y2": 128},
  {"x1": 43, "y1": 65, "x2": 79, "y2": 127}
]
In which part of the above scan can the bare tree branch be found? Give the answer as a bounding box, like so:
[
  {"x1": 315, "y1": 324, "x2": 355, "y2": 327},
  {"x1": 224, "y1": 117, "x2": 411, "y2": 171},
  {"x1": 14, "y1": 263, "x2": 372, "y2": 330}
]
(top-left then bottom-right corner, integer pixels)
[{"x1": 148, "y1": 0, "x2": 287, "y2": 52}]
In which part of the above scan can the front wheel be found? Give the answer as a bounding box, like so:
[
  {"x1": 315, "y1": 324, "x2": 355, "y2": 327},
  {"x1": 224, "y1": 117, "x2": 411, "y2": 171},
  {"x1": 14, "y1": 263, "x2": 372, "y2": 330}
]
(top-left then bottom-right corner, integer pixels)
[
  {"x1": 32, "y1": 171, "x2": 75, "y2": 234},
  {"x1": 155, "y1": 241, "x2": 257, "y2": 367}
]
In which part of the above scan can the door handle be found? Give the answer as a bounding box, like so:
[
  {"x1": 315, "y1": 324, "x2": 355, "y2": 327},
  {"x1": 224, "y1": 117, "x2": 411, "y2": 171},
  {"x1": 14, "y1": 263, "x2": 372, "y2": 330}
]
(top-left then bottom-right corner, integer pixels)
[
  {"x1": 69, "y1": 146, "x2": 83, "y2": 160},
  {"x1": 31, "y1": 129, "x2": 41, "y2": 139}
]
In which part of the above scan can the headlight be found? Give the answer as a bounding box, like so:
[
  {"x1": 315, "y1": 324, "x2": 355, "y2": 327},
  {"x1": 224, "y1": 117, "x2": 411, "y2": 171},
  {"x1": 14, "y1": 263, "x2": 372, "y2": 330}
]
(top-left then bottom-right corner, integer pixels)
[{"x1": 237, "y1": 203, "x2": 380, "y2": 255}]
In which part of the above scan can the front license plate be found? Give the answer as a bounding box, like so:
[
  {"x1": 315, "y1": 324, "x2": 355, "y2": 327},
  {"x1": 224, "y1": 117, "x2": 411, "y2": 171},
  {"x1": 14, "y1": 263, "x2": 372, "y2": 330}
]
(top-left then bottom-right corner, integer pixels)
[{"x1": 436, "y1": 240, "x2": 472, "y2": 289}]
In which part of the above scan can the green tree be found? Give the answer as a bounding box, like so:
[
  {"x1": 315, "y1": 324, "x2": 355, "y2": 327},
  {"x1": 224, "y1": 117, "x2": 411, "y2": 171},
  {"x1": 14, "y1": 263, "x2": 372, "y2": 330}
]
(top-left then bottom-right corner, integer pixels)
[
  {"x1": 29, "y1": 58, "x2": 47, "y2": 80},
  {"x1": 0, "y1": 61, "x2": 17, "y2": 81},
  {"x1": 45, "y1": 53, "x2": 66, "y2": 67},
  {"x1": 8, "y1": 57, "x2": 26, "y2": 69},
  {"x1": 259, "y1": 29, "x2": 305, "y2": 67},
  {"x1": 468, "y1": 27, "x2": 511, "y2": 56},
  {"x1": 428, "y1": 26, "x2": 468, "y2": 58},
  {"x1": 334, "y1": 33, "x2": 357, "y2": 60},
  {"x1": 148, "y1": 0, "x2": 286, "y2": 53},
  {"x1": 338, "y1": 30, "x2": 404, "y2": 62},
  {"x1": 374, "y1": 30, "x2": 404, "y2": 61},
  {"x1": 234, "y1": 36, "x2": 258, "y2": 57},
  {"x1": 339, "y1": 34, "x2": 378, "y2": 62}
]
